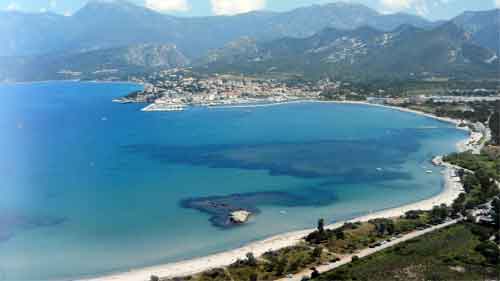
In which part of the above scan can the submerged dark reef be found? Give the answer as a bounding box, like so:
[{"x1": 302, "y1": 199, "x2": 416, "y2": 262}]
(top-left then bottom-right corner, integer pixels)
[
  {"x1": 181, "y1": 188, "x2": 337, "y2": 228},
  {"x1": 122, "y1": 132, "x2": 420, "y2": 181},
  {"x1": 123, "y1": 130, "x2": 427, "y2": 227}
]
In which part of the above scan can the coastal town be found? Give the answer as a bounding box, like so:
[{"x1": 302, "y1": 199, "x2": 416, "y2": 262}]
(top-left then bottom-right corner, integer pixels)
[
  {"x1": 115, "y1": 68, "x2": 500, "y2": 113},
  {"x1": 115, "y1": 69, "x2": 327, "y2": 111}
]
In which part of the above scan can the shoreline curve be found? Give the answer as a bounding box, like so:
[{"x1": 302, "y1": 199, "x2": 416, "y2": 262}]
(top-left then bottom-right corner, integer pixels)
[{"x1": 79, "y1": 102, "x2": 474, "y2": 281}]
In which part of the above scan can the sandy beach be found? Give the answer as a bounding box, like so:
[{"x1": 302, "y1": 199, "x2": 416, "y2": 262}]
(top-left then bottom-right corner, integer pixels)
[
  {"x1": 80, "y1": 168, "x2": 464, "y2": 281},
  {"x1": 79, "y1": 103, "x2": 475, "y2": 281},
  {"x1": 211, "y1": 100, "x2": 466, "y2": 126}
]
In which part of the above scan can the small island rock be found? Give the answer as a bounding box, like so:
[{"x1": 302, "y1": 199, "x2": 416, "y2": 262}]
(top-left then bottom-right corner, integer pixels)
[{"x1": 230, "y1": 210, "x2": 251, "y2": 224}]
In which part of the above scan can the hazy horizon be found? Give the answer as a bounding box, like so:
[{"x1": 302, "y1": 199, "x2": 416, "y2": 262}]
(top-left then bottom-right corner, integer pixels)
[{"x1": 1, "y1": 0, "x2": 498, "y2": 20}]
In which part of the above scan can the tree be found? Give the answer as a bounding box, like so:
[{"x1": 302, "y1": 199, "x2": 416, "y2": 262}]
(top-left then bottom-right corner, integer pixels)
[
  {"x1": 246, "y1": 252, "x2": 257, "y2": 266},
  {"x1": 150, "y1": 275, "x2": 159, "y2": 281},
  {"x1": 317, "y1": 218, "x2": 325, "y2": 233},
  {"x1": 376, "y1": 222, "x2": 386, "y2": 237},
  {"x1": 489, "y1": 109, "x2": 500, "y2": 145},
  {"x1": 430, "y1": 204, "x2": 449, "y2": 224},
  {"x1": 463, "y1": 174, "x2": 480, "y2": 193},
  {"x1": 335, "y1": 229, "x2": 345, "y2": 240},
  {"x1": 404, "y1": 210, "x2": 423, "y2": 220},
  {"x1": 491, "y1": 197, "x2": 500, "y2": 228},
  {"x1": 386, "y1": 220, "x2": 395, "y2": 235},
  {"x1": 476, "y1": 168, "x2": 494, "y2": 190},
  {"x1": 475, "y1": 241, "x2": 500, "y2": 265},
  {"x1": 452, "y1": 193, "x2": 466, "y2": 215}
]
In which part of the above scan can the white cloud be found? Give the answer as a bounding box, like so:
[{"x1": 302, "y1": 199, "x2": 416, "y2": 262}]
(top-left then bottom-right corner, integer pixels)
[
  {"x1": 5, "y1": 2, "x2": 21, "y2": 11},
  {"x1": 495, "y1": 0, "x2": 500, "y2": 8},
  {"x1": 211, "y1": 0, "x2": 266, "y2": 15},
  {"x1": 414, "y1": 0, "x2": 429, "y2": 16},
  {"x1": 380, "y1": 0, "x2": 411, "y2": 11},
  {"x1": 380, "y1": 0, "x2": 430, "y2": 16},
  {"x1": 40, "y1": 7, "x2": 47, "y2": 12},
  {"x1": 49, "y1": 0, "x2": 57, "y2": 9},
  {"x1": 145, "y1": 0, "x2": 190, "y2": 12}
]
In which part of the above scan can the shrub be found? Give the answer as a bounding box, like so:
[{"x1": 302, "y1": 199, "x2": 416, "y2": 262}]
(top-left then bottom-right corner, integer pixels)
[
  {"x1": 475, "y1": 241, "x2": 500, "y2": 265},
  {"x1": 312, "y1": 247, "x2": 323, "y2": 258},
  {"x1": 311, "y1": 268, "x2": 320, "y2": 279}
]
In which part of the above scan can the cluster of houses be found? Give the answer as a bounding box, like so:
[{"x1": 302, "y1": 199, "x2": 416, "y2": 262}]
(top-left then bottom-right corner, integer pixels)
[{"x1": 127, "y1": 70, "x2": 336, "y2": 110}]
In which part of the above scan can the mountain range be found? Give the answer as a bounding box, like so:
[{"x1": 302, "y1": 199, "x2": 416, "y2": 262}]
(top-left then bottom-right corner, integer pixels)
[
  {"x1": 0, "y1": 0, "x2": 437, "y2": 58},
  {"x1": 200, "y1": 22, "x2": 499, "y2": 81},
  {"x1": 0, "y1": 44, "x2": 190, "y2": 81},
  {"x1": 0, "y1": 0, "x2": 498, "y2": 82},
  {"x1": 452, "y1": 9, "x2": 500, "y2": 54}
]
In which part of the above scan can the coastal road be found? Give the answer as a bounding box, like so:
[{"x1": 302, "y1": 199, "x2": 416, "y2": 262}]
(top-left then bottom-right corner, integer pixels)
[{"x1": 275, "y1": 219, "x2": 462, "y2": 281}]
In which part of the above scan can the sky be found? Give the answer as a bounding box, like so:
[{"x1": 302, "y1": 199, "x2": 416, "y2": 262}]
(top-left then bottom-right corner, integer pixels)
[{"x1": 1, "y1": 0, "x2": 498, "y2": 20}]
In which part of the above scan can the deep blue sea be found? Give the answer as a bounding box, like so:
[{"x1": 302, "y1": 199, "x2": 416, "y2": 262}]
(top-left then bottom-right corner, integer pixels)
[{"x1": 0, "y1": 81, "x2": 467, "y2": 281}]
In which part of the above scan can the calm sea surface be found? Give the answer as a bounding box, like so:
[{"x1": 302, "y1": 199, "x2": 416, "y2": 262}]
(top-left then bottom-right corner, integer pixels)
[{"x1": 0, "y1": 81, "x2": 467, "y2": 281}]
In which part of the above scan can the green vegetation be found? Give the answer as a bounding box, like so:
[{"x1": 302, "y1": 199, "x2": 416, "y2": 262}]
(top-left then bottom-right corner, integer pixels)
[
  {"x1": 445, "y1": 152, "x2": 499, "y2": 180},
  {"x1": 489, "y1": 109, "x2": 500, "y2": 145},
  {"x1": 305, "y1": 208, "x2": 452, "y2": 255},
  {"x1": 442, "y1": 152, "x2": 500, "y2": 225},
  {"x1": 166, "y1": 244, "x2": 329, "y2": 281},
  {"x1": 315, "y1": 222, "x2": 500, "y2": 281},
  {"x1": 314, "y1": 149, "x2": 500, "y2": 280},
  {"x1": 406, "y1": 100, "x2": 497, "y2": 123}
]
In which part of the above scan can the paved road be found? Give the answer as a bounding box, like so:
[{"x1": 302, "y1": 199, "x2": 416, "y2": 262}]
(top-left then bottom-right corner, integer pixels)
[{"x1": 275, "y1": 219, "x2": 461, "y2": 281}]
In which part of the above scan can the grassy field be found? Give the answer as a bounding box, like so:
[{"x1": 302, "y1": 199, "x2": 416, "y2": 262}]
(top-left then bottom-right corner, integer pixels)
[{"x1": 315, "y1": 222, "x2": 499, "y2": 281}]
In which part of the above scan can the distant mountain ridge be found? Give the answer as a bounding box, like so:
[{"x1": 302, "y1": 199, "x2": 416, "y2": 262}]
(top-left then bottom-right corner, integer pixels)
[
  {"x1": 0, "y1": 2, "x2": 498, "y2": 82},
  {"x1": 199, "y1": 22, "x2": 499, "y2": 81},
  {"x1": 0, "y1": 0, "x2": 437, "y2": 58},
  {"x1": 0, "y1": 44, "x2": 189, "y2": 81},
  {"x1": 452, "y1": 9, "x2": 500, "y2": 54}
]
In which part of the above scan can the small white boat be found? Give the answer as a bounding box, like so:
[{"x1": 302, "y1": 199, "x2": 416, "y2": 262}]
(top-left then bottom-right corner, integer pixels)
[{"x1": 426, "y1": 170, "x2": 433, "y2": 174}]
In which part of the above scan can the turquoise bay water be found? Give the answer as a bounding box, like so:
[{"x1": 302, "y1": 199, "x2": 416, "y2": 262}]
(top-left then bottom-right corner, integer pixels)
[{"x1": 0, "y1": 81, "x2": 467, "y2": 281}]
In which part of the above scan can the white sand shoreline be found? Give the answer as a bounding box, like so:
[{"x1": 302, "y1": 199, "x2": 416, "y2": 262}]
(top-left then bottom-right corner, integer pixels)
[
  {"x1": 79, "y1": 102, "x2": 474, "y2": 281},
  {"x1": 211, "y1": 99, "x2": 466, "y2": 126}
]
